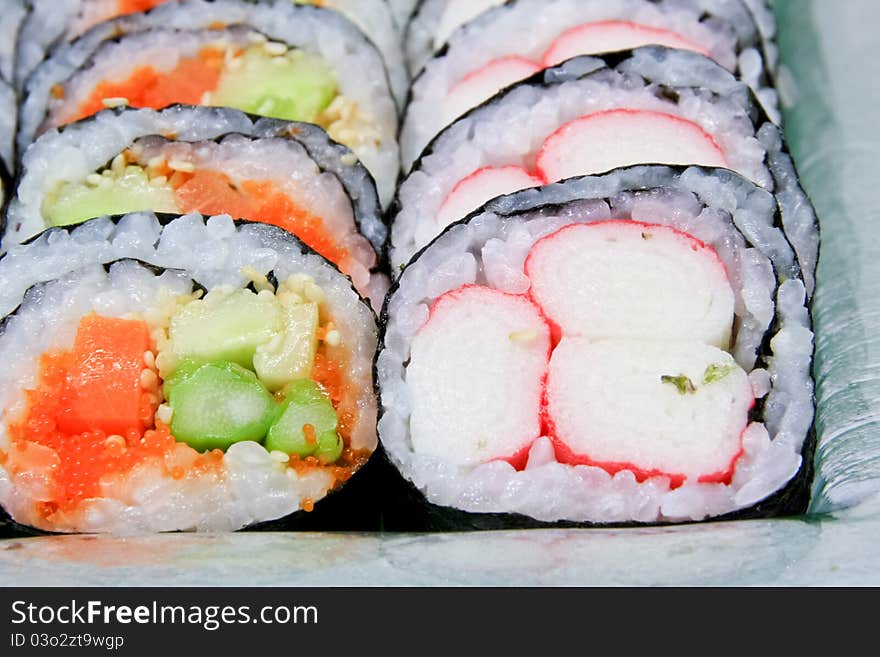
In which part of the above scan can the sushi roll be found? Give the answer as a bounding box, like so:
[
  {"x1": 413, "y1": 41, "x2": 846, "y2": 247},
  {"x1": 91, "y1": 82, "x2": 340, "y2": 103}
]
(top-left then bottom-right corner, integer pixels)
[
  {"x1": 377, "y1": 164, "x2": 815, "y2": 528},
  {"x1": 17, "y1": 0, "x2": 400, "y2": 207},
  {"x1": 401, "y1": 0, "x2": 778, "y2": 169},
  {"x1": 0, "y1": 212, "x2": 379, "y2": 533},
  {"x1": 392, "y1": 49, "x2": 818, "y2": 296},
  {"x1": 5, "y1": 105, "x2": 388, "y2": 307},
  {"x1": 15, "y1": 0, "x2": 409, "y2": 112}
]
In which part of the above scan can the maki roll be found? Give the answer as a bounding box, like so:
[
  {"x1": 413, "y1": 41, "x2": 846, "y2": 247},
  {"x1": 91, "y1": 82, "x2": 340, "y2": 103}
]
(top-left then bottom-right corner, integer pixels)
[
  {"x1": 402, "y1": 0, "x2": 779, "y2": 169},
  {"x1": 18, "y1": 0, "x2": 400, "y2": 206},
  {"x1": 393, "y1": 49, "x2": 818, "y2": 296},
  {"x1": 377, "y1": 165, "x2": 815, "y2": 528},
  {"x1": 5, "y1": 105, "x2": 388, "y2": 307},
  {"x1": 0, "y1": 212, "x2": 378, "y2": 533},
  {"x1": 15, "y1": 0, "x2": 409, "y2": 112}
]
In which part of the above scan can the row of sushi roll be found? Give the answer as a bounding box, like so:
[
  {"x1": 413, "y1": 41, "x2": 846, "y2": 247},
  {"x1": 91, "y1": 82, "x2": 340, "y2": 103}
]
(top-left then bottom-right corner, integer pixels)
[
  {"x1": 0, "y1": 0, "x2": 818, "y2": 534},
  {"x1": 379, "y1": 0, "x2": 816, "y2": 529}
]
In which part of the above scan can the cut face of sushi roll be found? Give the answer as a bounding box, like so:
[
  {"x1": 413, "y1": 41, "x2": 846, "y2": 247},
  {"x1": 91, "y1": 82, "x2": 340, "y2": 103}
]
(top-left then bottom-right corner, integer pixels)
[
  {"x1": 378, "y1": 164, "x2": 815, "y2": 525},
  {"x1": 0, "y1": 213, "x2": 378, "y2": 533},
  {"x1": 401, "y1": 0, "x2": 776, "y2": 162},
  {"x1": 392, "y1": 48, "x2": 818, "y2": 296},
  {"x1": 6, "y1": 106, "x2": 387, "y2": 307},
  {"x1": 16, "y1": 0, "x2": 409, "y2": 111},
  {"x1": 18, "y1": 0, "x2": 400, "y2": 207}
]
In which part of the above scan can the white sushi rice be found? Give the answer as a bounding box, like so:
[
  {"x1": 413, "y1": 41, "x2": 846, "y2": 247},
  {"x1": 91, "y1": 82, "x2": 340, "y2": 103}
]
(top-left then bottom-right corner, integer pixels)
[
  {"x1": 0, "y1": 0, "x2": 26, "y2": 85},
  {"x1": 388, "y1": 0, "x2": 418, "y2": 30},
  {"x1": 16, "y1": 0, "x2": 128, "y2": 89},
  {"x1": 0, "y1": 213, "x2": 378, "y2": 533},
  {"x1": 0, "y1": 80, "x2": 15, "y2": 175},
  {"x1": 402, "y1": 0, "x2": 741, "y2": 156},
  {"x1": 406, "y1": 0, "x2": 507, "y2": 74},
  {"x1": 18, "y1": 0, "x2": 401, "y2": 207},
  {"x1": 757, "y1": 122, "x2": 819, "y2": 298},
  {"x1": 6, "y1": 105, "x2": 388, "y2": 307},
  {"x1": 394, "y1": 48, "x2": 773, "y2": 268},
  {"x1": 303, "y1": 0, "x2": 409, "y2": 111},
  {"x1": 378, "y1": 169, "x2": 814, "y2": 523}
]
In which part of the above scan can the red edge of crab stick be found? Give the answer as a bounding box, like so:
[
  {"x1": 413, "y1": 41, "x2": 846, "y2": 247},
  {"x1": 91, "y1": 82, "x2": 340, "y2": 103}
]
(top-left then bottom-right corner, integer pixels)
[
  {"x1": 436, "y1": 165, "x2": 547, "y2": 228},
  {"x1": 410, "y1": 284, "x2": 553, "y2": 470},
  {"x1": 541, "y1": 20, "x2": 713, "y2": 69},
  {"x1": 535, "y1": 109, "x2": 729, "y2": 184},
  {"x1": 444, "y1": 56, "x2": 542, "y2": 125}
]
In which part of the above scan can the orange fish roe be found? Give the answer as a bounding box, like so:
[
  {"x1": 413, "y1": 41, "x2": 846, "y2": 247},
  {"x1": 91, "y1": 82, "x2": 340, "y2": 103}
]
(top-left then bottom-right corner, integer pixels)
[
  {"x1": 70, "y1": 46, "x2": 225, "y2": 122},
  {"x1": 292, "y1": 345, "x2": 368, "y2": 490},
  {"x1": 302, "y1": 423, "x2": 317, "y2": 446},
  {"x1": 171, "y1": 170, "x2": 351, "y2": 270},
  {"x1": 311, "y1": 350, "x2": 358, "y2": 441},
  {"x1": 4, "y1": 317, "x2": 222, "y2": 519}
]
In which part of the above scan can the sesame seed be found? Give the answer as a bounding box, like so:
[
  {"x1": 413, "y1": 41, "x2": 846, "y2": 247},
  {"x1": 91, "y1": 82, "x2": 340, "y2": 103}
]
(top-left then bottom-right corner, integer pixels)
[
  {"x1": 101, "y1": 97, "x2": 129, "y2": 109},
  {"x1": 156, "y1": 404, "x2": 174, "y2": 425},
  {"x1": 324, "y1": 330, "x2": 341, "y2": 347},
  {"x1": 304, "y1": 283, "x2": 325, "y2": 304},
  {"x1": 143, "y1": 350, "x2": 155, "y2": 369},
  {"x1": 256, "y1": 98, "x2": 275, "y2": 115},
  {"x1": 509, "y1": 329, "x2": 539, "y2": 344},
  {"x1": 270, "y1": 451, "x2": 290, "y2": 463},
  {"x1": 85, "y1": 173, "x2": 104, "y2": 187},
  {"x1": 105, "y1": 435, "x2": 126, "y2": 449},
  {"x1": 339, "y1": 152, "x2": 358, "y2": 166},
  {"x1": 168, "y1": 159, "x2": 195, "y2": 172},
  {"x1": 111, "y1": 153, "x2": 126, "y2": 175},
  {"x1": 264, "y1": 41, "x2": 288, "y2": 56},
  {"x1": 140, "y1": 368, "x2": 159, "y2": 391}
]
